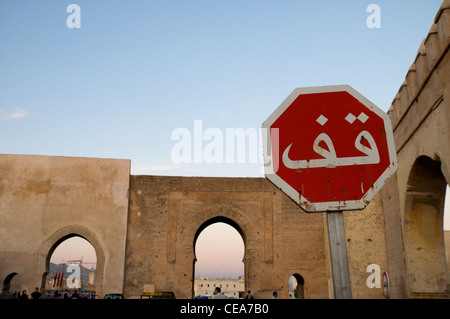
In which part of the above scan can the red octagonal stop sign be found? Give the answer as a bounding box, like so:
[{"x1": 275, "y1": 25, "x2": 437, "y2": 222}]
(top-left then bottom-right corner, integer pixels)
[{"x1": 262, "y1": 85, "x2": 398, "y2": 212}]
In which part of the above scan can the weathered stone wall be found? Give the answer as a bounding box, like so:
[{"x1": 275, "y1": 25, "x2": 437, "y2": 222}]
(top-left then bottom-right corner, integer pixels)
[
  {"x1": 123, "y1": 176, "x2": 329, "y2": 299},
  {"x1": 343, "y1": 193, "x2": 389, "y2": 299},
  {"x1": 382, "y1": 0, "x2": 450, "y2": 298},
  {"x1": 0, "y1": 154, "x2": 130, "y2": 297}
]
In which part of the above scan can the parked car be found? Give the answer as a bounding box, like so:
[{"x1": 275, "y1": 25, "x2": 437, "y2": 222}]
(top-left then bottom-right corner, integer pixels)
[{"x1": 104, "y1": 293, "x2": 125, "y2": 299}]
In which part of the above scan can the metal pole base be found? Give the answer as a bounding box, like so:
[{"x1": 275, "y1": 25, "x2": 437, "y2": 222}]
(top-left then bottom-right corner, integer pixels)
[{"x1": 326, "y1": 211, "x2": 352, "y2": 299}]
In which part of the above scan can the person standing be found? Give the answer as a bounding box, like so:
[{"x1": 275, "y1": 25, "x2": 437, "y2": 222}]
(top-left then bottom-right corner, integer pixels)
[
  {"x1": 31, "y1": 287, "x2": 42, "y2": 299},
  {"x1": 19, "y1": 290, "x2": 29, "y2": 299},
  {"x1": 211, "y1": 287, "x2": 227, "y2": 299},
  {"x1": 245, "y1": 290, "x2": 254, "y2": 299}
]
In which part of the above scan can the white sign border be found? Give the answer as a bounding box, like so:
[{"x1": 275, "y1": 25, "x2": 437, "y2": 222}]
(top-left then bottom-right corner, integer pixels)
[{"x1": 262, "y1": 85, "x2": 398, "y2": 212}]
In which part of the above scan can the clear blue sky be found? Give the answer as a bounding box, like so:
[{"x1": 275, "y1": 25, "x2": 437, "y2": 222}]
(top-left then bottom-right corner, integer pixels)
[{"x1": 0, "y1": 0, "x2": 444, "y2": 177}]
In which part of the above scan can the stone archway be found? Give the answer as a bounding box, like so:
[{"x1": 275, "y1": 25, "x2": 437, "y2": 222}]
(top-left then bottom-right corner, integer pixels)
[
  {"x1": 2, "y1": 272, "x2": 21, "y2": 293},
  {"x1": 36, "y1": 225, "x2": 106, "y2": 297},
  {"x1": 172, "y1": 195, "x2": 257, "y2": 299},
  {"x1": 404, "y1": 156, "x2": 449, "y2": 297},
  {"x1": 192, "y1": 216, "x2": 246, "y2": 298},
  {"x1": 289, "y1": 273, "x2": 305, "y2": 299}
]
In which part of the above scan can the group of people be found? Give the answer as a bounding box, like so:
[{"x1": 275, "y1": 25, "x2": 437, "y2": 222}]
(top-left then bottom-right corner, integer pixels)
[
  {"x1": 1, "y1": 287, "x2": 97, "y2": 299},
  {"x1": 43, "y1": 290, "x2": 96, "y2": 299},
  {"x1": 1, "y1": 287, "x2": 42, "y2": 299}
]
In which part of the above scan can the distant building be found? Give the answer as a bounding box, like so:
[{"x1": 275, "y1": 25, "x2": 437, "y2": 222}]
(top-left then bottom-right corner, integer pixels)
[
  {"x1": 89, "y1": 268, "x2": 96, "y2": 285},
  {"x1": 194, "y1": 277, "x2": 245, "y2": 298}
]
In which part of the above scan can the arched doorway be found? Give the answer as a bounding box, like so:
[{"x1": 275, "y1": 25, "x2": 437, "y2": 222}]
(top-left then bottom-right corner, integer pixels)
[
  {"x1": 2, "y1": 273, "x2": 22, "y2": 294},
  {"x1": 42, "y1": 233, "x2": 99, "y2": 299},
  {"x1": 404, "y1": 156, "x2": 449, "y2": 297},
  {"x1": 192, "y1": 217, "x2": 245, "y2": 299},
  {"x1": 289, "y1": 274, "x2": 305, "y2": 299}
]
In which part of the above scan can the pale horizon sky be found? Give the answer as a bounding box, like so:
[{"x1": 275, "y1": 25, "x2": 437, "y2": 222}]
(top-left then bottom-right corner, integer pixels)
[
  {"x1": 195, "y1": 222, "x2": 245, "y2": 278},
  {"x1": 50, "y1": 236, "x2": 97, "y2": 270},
  {"x1": 2, "y1": 1, "x2": 449, "y2": 277}
]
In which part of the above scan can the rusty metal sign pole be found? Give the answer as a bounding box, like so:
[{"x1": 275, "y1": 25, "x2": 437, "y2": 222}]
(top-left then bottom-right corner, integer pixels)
[{"x1": 326, "y1": 211, "x2": 352, "y2": 299}]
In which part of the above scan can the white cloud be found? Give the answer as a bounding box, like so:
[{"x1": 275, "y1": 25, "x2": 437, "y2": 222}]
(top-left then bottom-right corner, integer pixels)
[
  {"x1": 10, "y1": 108, "x2": 28, "y2": 118},
  {"x1": 0, "y1": 107, "x2": 29, "y2": 121}
]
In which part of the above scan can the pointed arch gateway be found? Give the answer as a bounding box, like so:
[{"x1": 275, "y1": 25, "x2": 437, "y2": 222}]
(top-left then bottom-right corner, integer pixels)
[
  {"x1": 289, "y1": 273, "x2": 305, "y2": 299},
  {"x1": 37, "y1": 225, "x2": 106, "y2": 297},
  {"x1": 192, "y1": 216, "x2": 246, "y2": 298},
  {"x1": 2, "y1": 272, "x2": 21, "y2": 292},
  {"x1": 404, "y1": 156, "x2": 449, "y2": 298}
]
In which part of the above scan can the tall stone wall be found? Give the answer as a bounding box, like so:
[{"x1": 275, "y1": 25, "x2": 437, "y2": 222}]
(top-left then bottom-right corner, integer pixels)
[
  {"x1": 381, "y1": 1, "x2": 450, "y2": 298},
  {"x1": 0, "y1": 154, "x2": 131, "y2": 297}
]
